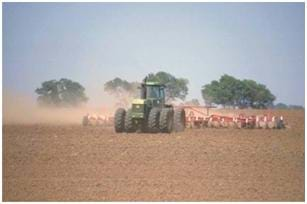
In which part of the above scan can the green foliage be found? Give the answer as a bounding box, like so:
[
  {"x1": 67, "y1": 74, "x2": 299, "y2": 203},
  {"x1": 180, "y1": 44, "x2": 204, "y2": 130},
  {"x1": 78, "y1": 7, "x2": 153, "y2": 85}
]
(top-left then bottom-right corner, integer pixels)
[
  {"x1": 35, "y1": 78, "x2": 88, "y2": 107},
  {"x1": 201, "y1": 74, "x2": 276, "y2": 109},
  {"x1": 104, "y1": 77, "x2": 137, "y2": 93},
  {"x1": 104, "y1": 72, "x2": 188, "y2": 106},
  {"x1": 104, "y1": 77, "x2": 139, "y2": 107},
  {"x1": 146, "y1": 71, "x2": 189, "y2": 101}
]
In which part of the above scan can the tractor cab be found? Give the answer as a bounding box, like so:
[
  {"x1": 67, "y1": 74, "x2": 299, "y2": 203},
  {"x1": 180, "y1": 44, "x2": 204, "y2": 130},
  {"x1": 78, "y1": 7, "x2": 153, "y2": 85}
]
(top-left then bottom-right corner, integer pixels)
[{"x1": 140, "y1": 81, "x2": 165, "y2": 107}]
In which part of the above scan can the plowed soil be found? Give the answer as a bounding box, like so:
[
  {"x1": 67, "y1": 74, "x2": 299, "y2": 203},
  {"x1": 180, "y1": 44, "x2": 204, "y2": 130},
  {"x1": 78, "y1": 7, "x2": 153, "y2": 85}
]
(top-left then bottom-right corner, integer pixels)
[{"x1": 3, "y1": 110, "x2": 304, "y2": 201}]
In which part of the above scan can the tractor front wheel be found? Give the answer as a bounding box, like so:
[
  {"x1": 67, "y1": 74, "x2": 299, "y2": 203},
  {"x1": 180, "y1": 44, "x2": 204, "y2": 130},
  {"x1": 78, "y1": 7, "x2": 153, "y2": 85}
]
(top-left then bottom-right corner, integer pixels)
[
  {"x1": 114, "y1": 108, "x2": 126, "y2": 133},
  {"x1": 125, "y1": 109, "x2": 136, "y2": 133}
]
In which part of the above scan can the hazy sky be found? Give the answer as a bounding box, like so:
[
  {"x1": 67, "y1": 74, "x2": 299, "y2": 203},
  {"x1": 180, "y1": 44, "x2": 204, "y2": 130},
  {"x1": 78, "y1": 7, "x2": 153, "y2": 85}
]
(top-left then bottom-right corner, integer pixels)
[{"x1": 3, "y1": 3, "x2": 305, "y2": 106}]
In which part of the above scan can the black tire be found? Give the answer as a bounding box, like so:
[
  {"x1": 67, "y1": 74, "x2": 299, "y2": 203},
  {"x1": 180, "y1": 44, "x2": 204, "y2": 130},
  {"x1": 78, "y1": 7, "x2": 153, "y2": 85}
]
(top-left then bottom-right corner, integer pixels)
[
  {"x1": 125, "y1": 109, "x2": 136, "y2": 133},
  {"x1": 159, "y1": 108, "x2": 173, "y2": 133},
  {"x1": 277, "y1": 118, "x2": 285, "y2": 129},
  {"x1": 174, "y1": 108, "x2": 186, "y2": 132},
  {"x1": 147, "y1": 108, "x2": 161, "y2": 133},
  {"x1": 114, "y1": 108, "x2": 126, "y2": 133}
]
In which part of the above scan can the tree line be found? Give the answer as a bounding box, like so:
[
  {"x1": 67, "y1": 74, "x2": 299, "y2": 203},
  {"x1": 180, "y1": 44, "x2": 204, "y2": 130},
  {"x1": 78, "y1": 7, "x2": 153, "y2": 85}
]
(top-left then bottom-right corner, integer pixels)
[
  {"x1": 274, "y1": 103, "x2": 304, "y2": 110},
  {"x1": 201, "y1": 74, "x2": 276, "y2": 109},
  {"x1": 103, "y1": 71, "x2": 189, "y2": 107},
  {"x1": 35, "y1": 72, "x2": 302, "y2": 110}
]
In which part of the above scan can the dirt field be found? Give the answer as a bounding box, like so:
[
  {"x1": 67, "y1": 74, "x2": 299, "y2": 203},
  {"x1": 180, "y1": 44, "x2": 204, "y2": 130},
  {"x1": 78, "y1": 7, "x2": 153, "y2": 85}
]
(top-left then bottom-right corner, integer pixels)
[{"x1": 3, "y1": 110, "x2": 304, "y2": 201}]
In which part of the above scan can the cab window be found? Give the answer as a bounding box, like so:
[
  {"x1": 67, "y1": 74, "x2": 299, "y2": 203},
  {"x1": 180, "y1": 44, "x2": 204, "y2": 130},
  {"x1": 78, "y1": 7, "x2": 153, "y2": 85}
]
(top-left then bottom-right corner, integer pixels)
[{"x1": 146, "y1": 86, "x2": 160, "y2": 98}]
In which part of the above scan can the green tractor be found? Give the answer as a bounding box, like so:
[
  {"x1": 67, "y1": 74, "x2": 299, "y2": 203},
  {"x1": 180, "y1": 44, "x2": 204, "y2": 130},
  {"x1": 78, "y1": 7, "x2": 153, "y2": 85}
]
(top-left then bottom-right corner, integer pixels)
[{"x1": 114, "y1": 79, "x2": 185, "y2": 133}]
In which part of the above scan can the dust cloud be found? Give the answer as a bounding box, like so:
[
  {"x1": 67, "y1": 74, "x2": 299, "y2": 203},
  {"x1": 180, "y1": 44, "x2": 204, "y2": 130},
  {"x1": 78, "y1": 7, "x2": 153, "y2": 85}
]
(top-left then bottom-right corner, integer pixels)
[{"x1": 3, "y1": 90, "x2": 115, "y2": 124}]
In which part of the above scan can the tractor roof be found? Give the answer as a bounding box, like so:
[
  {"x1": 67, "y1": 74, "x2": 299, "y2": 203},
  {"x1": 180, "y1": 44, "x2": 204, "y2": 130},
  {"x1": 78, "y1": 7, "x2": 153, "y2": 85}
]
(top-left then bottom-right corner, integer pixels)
[{"x1": 144, "y1": 81, "x2": 165, "y2": 87}]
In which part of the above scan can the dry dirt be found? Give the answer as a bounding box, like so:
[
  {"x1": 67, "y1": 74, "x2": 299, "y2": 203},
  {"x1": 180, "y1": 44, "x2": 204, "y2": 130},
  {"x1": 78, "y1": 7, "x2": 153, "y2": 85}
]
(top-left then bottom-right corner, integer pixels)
[{"x1": 3, "y1": 110, "x2": 304, "y2": 201}]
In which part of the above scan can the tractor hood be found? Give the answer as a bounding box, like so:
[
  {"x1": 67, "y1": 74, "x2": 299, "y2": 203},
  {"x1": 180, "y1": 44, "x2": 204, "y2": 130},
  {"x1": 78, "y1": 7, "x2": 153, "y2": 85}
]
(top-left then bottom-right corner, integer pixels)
[
  {"x1": 132, "y1": 99, "x2": 146, "y2": 105},
  {"x1": 131, "y1": 98, "x2": 146, "y2": 119}
]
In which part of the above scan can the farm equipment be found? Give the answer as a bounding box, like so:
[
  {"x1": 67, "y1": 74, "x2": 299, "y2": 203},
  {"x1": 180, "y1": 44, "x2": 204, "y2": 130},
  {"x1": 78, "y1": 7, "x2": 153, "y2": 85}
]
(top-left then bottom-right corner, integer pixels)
[
  {"x1": 114, "y1": 78, "x2": 185, "y2": 133},
  {"x1": 84, "y1": 103, "x2": 285, "y2": 130},
  {"x1": 85, "y1": 79, "x2": 285, "y2": 131},
  {"x1": 82, "y1": 114, "x2": 112, "y2": 126},
  {"x1": 183, "y1": 105, "x2": 286, "y2": 129}
]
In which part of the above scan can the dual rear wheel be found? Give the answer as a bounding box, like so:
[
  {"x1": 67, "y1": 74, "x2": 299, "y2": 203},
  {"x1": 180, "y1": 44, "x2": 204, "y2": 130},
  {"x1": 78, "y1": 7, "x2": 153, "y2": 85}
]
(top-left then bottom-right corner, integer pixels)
[
  {"x1": 114, "y1": 108, "x2": 137, "y2": 133},
  {"x1": 159, "y1": 108, "x2": 173, "y2": 133},
  {"x1": 125, "y1": 109, "x2": 136, "y2": 132},
  {"x1": 147, "y1": 108, "x2": 173, "y2": 133},
  {"x1": 114, "y1": 108, "x2": 126, "y2": 133}
]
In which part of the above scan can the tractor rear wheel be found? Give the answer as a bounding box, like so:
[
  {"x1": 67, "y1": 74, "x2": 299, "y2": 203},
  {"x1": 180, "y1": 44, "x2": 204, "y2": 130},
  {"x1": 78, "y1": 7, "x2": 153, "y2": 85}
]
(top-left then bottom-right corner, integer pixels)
[
  {"x1": 114, "y1": 108, "x2": 126, "y2": 133},
  {"x1": 125, "y1": 109, "x2": 136, "y2": 133},
  {"x1": 174, "y1": 108, "x2": 186, "y2": 132},
  {"x1": 148, "y1": 108, "x2": 161, "y2": 133},
  {"x1": 159, "y1": 108, "x2": 173, "y2": 133}
]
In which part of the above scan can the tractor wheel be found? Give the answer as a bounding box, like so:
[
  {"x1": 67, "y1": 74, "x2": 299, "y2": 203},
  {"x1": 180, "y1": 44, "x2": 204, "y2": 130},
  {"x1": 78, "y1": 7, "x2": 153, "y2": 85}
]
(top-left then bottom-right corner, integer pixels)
[
  {"x1": 148, "y1": 108, "x2": 161, "y2": 133},
  {"x1": 114, "y1": 108, "x2": 126, "y2": 133},
  {"x1": 125, "y1": 109, "x2": 136, "y2": 133},
  {"x1": 174, "y1": 108, "x2": 186, "y2": 132},
  {"x1": 159, "y1": 108, "x2": 173, "y2": 133}
]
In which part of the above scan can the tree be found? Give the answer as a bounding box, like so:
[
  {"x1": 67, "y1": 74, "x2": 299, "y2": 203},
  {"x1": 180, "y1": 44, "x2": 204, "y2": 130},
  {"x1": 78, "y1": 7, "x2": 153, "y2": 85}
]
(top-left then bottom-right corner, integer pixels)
[
  {"x1": 252, "y1": 83, "x2": 275, "y2": 108},
  {"x1": 104, "y1": 77, "x2": 139, "y2": 108},
  {"x1": 202, "y1": 75, "x2": 243, "y2": 107},
  {"x1": 201, "y1": 75, "x2": 276, "y2": 109},
  {"x1": 218, "y1": 74, "x2": 242, "y2": 107},
  {"x1": 146, "y1": 71, "x2": 189, "y2": 101},
  {"x1": 202, "y1": 80, "x2": 221, "y2": 105},
  {"x1": 35, "y1": 78, "x2": 88, "y2": 107}
]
